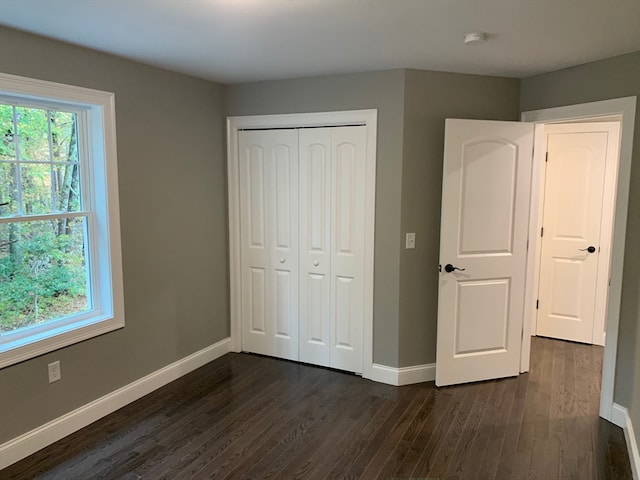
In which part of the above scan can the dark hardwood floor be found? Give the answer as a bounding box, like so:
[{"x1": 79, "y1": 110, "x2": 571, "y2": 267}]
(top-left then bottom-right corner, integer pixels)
[{"x1": 2, "y1": 337, "x2": 631, "y2": 479}]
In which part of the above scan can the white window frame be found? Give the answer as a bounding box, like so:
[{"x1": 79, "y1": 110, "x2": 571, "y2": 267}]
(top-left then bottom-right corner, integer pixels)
[{"x1": 0, "y1": 72, "x2": 124, "y2": 368}]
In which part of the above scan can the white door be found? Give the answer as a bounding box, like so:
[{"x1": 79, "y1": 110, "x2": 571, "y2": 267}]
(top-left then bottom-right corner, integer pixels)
[
  {"x1": 436, "y1": 119, "x2": 534, "y2": 386},
  {"x1": 239, "y1": 126, "x2": 366, "y2": 372},
  {"x1": 329, "y1": 126, "x2": 366, "y2": 373},
  {"x1": 239, "y1": 129, "x2": 299, "y2": 360},
  {"x1": 299, "y1": 126, "x2": 366, "y2": 373},
  {"x1": 299, "y1": 128, "x2": 332, "y2": 366},
  {"x1": 536, "y1": 123, "x2": 620, "y2": 344}
]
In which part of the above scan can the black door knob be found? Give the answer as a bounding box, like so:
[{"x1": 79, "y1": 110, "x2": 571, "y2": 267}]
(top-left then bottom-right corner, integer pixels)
[
  {"x1": 579, "y1": 246, "x2": 596, "y2": 253},
  {"x1": 444, "y1": 263, "x2": 466, "y2": 273}
]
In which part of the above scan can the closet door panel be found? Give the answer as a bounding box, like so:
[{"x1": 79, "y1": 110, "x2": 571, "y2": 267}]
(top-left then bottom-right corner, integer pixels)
[
  {"x1": 269, "y1": 138, "x2": 299, "y2": 360},
  {"x1": 239, "y1": 130, "x2": 299, "y2": 360},
  {"x1": 239, "y1": 136, "x2": 269, "y2": 355},
  {"x1": 299, "y1": 128, "x2": 332, "y2": 367},
  {"x1": 330, "y1": 126, "x2": 366, "y2": 373}
]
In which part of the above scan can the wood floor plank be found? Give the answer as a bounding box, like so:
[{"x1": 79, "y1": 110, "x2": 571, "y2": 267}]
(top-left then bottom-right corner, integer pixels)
[
  {"x1": 474, "y1": 375, "x2": 520, "y2": 480},
  {"x1": 528, "y1": 335, "x2": 555, "y2": 480},
  {"x1": 345, "y1": 386, "x2": 430, "y2": 479},
  {"x1": 358, "y1": 385, "x2": 433, "y2": 479},
  {"x1": 386, "y1": 387, "x2": 457, "y2": 478},
  {"x1": 441, "y1": 381, "x2": 494, "y2": 479},
  {"x1": 420, "y1": 383, "x2": 479, "y2": 478},
  {"x1": 141, "y1": 374, "x2": 294, "y2": 479},
  {"x1": 458, "y1": 379, "x2": 506, "y2": 480},
  {"x1": 493, "y1": 373, "x2": 530, "y2": 480},
  {"x1": 191, "y1": 366, "x2": 337, "y2": 480},
  {"x1": 279, "y1": 381, "x2": 387, "y2": 480},
  {"x1": 1, "y1": 337, "x2": 632, "y2": 480},
  {"x1": 241, "y1": 374, "x2": 362, "y2": 480},
  {"x1": 97, "y1": 357, "x2": 280, "y2": 480},
  {"x1": 409, "y1": 385, "x2": 470, "y2": 478},
  {"x1": 372, "y1": 386, "x2": 437, "y2": 479},
  {"x1": 319, "y1": 387, "x2": 406, "y2": 480}
]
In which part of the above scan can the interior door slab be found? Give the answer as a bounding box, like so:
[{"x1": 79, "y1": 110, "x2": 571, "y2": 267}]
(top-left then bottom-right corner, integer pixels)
[{"x1": 436, "y1": 119, "x2": 534, "y2": 386}]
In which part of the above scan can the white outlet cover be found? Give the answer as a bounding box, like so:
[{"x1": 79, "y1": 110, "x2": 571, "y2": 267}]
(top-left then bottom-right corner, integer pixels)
[{"x1": 48, "y1": 360, "x2": 61, "y2": 383}]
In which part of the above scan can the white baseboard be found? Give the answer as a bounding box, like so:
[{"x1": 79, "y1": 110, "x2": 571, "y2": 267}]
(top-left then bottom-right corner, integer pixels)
[
  {"x1": 369, "y1": 362, "x2": 436, "y2": 386},
  {"x1": 612, "y1": 403, "x2": 640, "y2": 480},
  {"x1": 0, "y1": 337, "x2": 231, "y2": 471}
]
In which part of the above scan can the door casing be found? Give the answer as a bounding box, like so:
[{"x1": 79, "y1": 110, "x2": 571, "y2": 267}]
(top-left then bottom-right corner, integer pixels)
[
  {"x1": 522, "y1": 97, "x2": 637, "y2": 423},
  {"x1": 227, "y1": 109, "x2": 378, "y2": 380}
]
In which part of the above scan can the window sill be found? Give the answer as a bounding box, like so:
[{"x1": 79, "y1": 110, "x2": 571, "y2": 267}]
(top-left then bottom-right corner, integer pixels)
[{"x1": 0, "y1": 316, "x2": 124, "y2": 369}]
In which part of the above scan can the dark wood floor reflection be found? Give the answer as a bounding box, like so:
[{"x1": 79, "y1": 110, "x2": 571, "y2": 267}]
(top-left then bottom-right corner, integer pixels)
[{"x1": 2, "y1": 337, "x2": 631, "y2": 479}]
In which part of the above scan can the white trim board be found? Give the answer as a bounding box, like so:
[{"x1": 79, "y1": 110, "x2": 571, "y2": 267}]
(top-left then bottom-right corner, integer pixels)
[
  {"x1": 370, "y1": 363, "x2": 436, "y2": 386},
  {"x1": 612, "y1": 403, "x2": 640, "y2": 480},
  {"x1": 521, "y1": 96, "x2": 637, "y2": 423},
  {"x1": 227, "y1": 109, "x2": 377, "y2": 381},
  {"x1": 0, "y1": 337, "x2": 231, "y2": 470}
]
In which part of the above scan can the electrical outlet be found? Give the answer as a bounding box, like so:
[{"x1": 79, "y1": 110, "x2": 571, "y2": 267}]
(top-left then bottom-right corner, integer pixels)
[
  {"x1": 48, "y1": 360, "x2": 61, "y2": 383},
  {"x1": 405, "y1": 232, "x2": 416, "y2": 249}
]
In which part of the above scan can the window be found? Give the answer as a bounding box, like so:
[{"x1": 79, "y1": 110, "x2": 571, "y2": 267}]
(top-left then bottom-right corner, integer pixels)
[{"x1": 0, "y1": 73, "x2": 124, "y2": 368}]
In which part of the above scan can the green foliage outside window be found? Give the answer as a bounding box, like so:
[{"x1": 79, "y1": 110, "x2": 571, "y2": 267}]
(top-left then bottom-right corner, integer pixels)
[{"x1": 0, "y1": 103, "x2": 89, "y2": 333}]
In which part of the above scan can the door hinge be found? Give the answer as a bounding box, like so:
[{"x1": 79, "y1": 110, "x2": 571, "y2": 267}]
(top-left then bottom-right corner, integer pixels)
[
  {"x1": 536, "y1": 299, "x2": 539, "y2": 310},
  {"x1": 545, "y1": 152, "x2": 548, "y2": 162},
  {"x1": 541, "y1": 227, "x2": 544, "y2": 238}
]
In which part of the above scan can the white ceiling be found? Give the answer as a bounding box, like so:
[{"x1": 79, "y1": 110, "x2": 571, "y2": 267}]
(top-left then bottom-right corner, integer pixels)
[{"x1": 1, "y1": 0, "x2": 640, "y2": 84}]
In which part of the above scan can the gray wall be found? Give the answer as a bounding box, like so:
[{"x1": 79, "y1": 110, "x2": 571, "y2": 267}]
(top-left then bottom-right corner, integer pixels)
[
  {"x1": 225, "y1": 69, "x2": 521, "y2": 368},
  {"x1": 521, "y1": 50, "x2": 640, "y2": 444},
  {"x1": 0, "y1": 27, "x2": 229, "y2": 443},
  {"x1": 225, "y1": 71, "x2": 406, "y2": 367},
  {"x1": 398, "y1": 70, "x2": 520, "y2": 367},
  {"x1": 7, "y1": 19, "x2": 634, "y2": 452}
]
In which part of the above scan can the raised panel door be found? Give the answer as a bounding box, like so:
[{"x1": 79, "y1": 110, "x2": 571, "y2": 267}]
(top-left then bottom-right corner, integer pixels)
[
  {"x1": 299, "y1": 128, "x2": 332, "y2": 367},
  {"x1": 437, "y1": 119, "x2": 533, "y2": 386},
  {"x1": 330, "y1": 126, "x2": 366, "y2": 373},
  {"x1": 239, "y1": 129, "x2": 299, "y2": 360}
]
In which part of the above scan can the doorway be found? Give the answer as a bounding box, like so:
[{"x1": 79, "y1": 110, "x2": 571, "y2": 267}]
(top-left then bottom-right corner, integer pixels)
[
  {"x1": 533, "y1": 120, "x2": 620, "y2": 346},
  {"x1": 521, "y1": 96, "x2": 637, "y2": 422}
]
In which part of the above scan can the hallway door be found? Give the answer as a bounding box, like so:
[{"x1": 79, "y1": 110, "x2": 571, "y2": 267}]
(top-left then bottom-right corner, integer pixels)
[{"x1": 536, "y1": 122, "x2": 620, "y2": 345}]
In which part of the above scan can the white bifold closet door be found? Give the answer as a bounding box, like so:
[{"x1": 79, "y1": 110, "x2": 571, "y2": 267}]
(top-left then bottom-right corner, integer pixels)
[
  {"x1": 299, "y1": 127, "x2": 366, "y2": 373},
  {"x1": 238, "y1": 126, "x2": 366, "y2": 374},
  {"x1": 238, "y1": 129, "x2": 299, "y2": 361}
]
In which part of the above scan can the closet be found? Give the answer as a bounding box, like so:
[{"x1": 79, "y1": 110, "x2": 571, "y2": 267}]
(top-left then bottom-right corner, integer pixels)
[{"x1": 237, "y1": 125, "x2": 367, "y2": 373}]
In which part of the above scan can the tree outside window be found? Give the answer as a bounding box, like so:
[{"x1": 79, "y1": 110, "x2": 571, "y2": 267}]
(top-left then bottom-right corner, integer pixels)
[{"x1": 0, "y1": 103, "x2": 90, "y2": 334}]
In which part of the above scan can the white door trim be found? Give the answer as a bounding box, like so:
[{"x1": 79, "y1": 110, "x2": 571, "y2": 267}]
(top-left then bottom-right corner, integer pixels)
[
  {"x1": 226, "y1": 110, "x2": 378, "y2": 380},
  {"x1": 521, "y1": 96, "x2": 637, "y2": 422},
  {"x1": 520, "y1": 124, "x2": 546, "y2": 372}
]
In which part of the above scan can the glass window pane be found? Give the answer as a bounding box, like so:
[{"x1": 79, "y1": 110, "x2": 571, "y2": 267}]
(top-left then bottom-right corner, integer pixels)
[
  {"x1": 0, "y1": 104, "x2": 15, "y2": 161},
  {"x1": 0, "y1": 217, "x2": 90, "y2": 334},
  {"x1": 0, "y1": 162, "x2": 18, "y2": 217},
  {"x1": 20, "y1": 163, "x2": 52, "y2": 214},
  {"x1": 16, "y1": 106, "x2": 50, "y2": 162},
  {"x1": 50, "y1": 111, "x2": 78, "y2": 163},
  {"x1": 53, "y1": 163, "x2": 82, "y2": 213}
]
